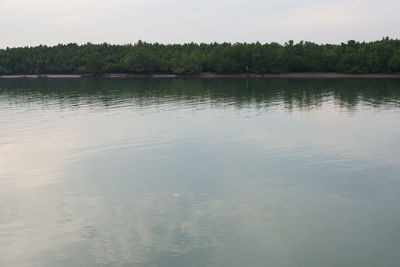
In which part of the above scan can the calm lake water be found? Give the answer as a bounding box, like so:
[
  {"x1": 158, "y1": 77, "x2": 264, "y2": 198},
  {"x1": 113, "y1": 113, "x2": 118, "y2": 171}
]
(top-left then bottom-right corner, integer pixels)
[{"x1": 1, "y1": 78, "x2": 400, "y2": 267}]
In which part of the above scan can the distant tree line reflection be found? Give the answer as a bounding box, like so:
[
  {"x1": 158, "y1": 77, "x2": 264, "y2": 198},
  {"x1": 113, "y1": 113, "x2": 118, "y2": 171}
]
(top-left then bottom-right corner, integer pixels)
[{"x1": 1, "y1": 78, "x2": 399, "y2": 111}]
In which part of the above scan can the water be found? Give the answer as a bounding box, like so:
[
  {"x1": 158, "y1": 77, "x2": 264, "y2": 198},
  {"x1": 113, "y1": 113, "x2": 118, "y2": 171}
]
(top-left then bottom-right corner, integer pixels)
[{"x1": 1, "y1": 78, "x2": 400, "y2": 267}]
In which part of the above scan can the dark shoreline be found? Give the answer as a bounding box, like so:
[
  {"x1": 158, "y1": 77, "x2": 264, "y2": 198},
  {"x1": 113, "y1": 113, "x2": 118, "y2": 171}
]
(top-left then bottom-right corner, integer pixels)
[{"x1": 1, "y1": 72, "x2": 400, "y2": 79}]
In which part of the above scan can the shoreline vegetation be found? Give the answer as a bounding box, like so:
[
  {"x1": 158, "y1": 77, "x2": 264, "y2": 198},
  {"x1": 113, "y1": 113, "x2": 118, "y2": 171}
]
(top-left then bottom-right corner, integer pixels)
[
  {"x1": 1, "y1": 72, "x2": 400, "y2": 79},
  {"x1": 1, "y1": 38, "x2": 400, "y2": 76}
]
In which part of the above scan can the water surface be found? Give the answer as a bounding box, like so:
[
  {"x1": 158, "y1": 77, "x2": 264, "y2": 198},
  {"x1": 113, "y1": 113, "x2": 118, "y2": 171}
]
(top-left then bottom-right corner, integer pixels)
[{"x1": 1, "y1": 78, "x2": 400, "y2": 267}]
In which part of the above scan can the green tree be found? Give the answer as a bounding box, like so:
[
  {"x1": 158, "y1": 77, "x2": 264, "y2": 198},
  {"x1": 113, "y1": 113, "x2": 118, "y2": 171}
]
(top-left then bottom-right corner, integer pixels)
[
  {"x1": 86, "y1": 52, "x2": 106, "y2": 74},
  {"x1": 388, "y1": 49, "x2": 400, "y2": 72}
]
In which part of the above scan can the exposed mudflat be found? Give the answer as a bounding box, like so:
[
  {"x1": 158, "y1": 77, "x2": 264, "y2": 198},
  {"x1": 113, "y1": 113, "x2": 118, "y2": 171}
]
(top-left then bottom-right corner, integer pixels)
[{"x1": 1, "y1": 72, "x2": 400, "y2": 79}]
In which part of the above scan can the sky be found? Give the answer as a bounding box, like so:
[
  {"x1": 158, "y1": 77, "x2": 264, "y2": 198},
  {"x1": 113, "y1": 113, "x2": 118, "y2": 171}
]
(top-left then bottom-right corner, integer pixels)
[{"x1": 0, "y1": 0, "x2": 399, "y2": 47}]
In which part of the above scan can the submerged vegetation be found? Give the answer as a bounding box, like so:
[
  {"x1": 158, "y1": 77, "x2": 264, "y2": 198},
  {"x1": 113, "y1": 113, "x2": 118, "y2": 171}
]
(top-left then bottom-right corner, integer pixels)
[{"x1": 0, "y1": 38, "x2": 400, "y2": 75}]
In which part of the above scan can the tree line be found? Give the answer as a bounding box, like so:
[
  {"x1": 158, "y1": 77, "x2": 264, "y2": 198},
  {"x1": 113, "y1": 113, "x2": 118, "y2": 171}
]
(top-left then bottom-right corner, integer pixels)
[{"x1": 0, "y1": 38, "x2": 400, "y2": 75}]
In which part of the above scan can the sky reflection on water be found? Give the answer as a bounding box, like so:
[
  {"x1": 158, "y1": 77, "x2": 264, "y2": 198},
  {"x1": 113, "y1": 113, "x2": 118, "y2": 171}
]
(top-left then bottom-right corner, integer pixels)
[{"x1": 0, "y1": 78, "x2": 400, "y2": 267}]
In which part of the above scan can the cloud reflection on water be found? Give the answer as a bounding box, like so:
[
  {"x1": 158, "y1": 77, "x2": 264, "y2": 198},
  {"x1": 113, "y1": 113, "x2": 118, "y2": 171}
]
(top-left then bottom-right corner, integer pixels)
[{"x1": 1, "y1": 78, "x2": 400, "y2": 266}]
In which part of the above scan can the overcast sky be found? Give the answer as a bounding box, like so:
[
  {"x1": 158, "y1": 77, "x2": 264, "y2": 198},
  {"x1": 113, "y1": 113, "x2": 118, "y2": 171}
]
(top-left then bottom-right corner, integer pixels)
[{"x1": 1, "y1": 0, "x2": 399, "y2": 47}]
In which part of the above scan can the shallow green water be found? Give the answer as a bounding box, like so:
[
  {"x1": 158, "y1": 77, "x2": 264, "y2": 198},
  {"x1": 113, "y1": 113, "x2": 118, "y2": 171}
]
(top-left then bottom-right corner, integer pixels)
[{"x1": 1, "y1": 78, "x2": 400, "y2": 267}]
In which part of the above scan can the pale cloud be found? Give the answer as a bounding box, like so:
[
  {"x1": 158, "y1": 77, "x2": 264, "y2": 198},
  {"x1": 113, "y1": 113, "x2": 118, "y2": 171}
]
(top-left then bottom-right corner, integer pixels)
[
  {"x1": 1, "y1": 0, "x2": 157, "y2": 9},
  {"x1": 0, "y1": 0, "x2": 399, "y2": 47},
  {"x1": 274, "y1": 1, "x2": 400, "y2": 29}
]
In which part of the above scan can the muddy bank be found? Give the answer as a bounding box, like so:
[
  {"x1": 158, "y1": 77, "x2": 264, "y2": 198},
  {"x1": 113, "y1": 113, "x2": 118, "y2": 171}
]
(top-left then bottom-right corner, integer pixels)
[{"x1": 1, "y1": 72, "x2": 400, "y2": 79}]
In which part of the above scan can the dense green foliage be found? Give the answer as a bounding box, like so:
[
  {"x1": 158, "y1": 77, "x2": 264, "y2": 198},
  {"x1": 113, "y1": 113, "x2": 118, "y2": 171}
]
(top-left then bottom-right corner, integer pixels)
[{"x1": 1, "y1": 38, "x2": 400, "y2": 75}]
